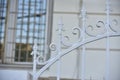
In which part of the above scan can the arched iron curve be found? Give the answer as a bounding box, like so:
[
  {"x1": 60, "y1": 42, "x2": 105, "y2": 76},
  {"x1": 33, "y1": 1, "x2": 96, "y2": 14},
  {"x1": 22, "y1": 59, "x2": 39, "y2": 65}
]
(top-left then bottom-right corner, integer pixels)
[{"x1": 35, "y1": 33, "x2": 120, "y2": 78}]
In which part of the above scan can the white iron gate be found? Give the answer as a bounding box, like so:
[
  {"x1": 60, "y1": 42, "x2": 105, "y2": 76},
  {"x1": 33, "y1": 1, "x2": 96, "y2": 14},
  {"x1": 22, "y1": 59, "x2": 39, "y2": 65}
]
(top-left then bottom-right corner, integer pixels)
[{"x1": 31, "y1": 0, "x2": 120, "y2": 80}]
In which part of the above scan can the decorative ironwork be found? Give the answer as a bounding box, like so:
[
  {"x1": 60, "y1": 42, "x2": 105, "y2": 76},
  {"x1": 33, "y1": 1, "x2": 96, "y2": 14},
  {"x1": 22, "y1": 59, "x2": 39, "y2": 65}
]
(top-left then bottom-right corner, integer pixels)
[
  {"x1": 49, "y1": 42, "x2": 57, "y2": 51},
  {"x1": 110, "y1": 19, "x2": 120, "y2": 33},
  {"x1": 85, "y1": 21, "x2": 106, "y2": 37},
  {"x1": 61, "y1": 27, "x2": 82, "y2": 48},
  {"x1": 31, "y1": 0, "x2": 120, "y2": 80}
]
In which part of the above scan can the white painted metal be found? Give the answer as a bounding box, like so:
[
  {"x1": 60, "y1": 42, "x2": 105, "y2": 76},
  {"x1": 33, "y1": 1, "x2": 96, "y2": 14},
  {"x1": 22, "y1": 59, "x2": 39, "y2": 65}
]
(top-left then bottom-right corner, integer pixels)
[
  {"x1": 31, "y1": 0, "x2": 120, "y2": 80},
  {"x1": 105, "y1": 0, "x2": 111, "y2": 80},
  {"x1": 81, "y1": 5, "x2": 86, "y2": 80},
  {"x1": 57, "y1": 17, "x2": 63, "y2": 80},
  {"x1": 31, "y1": 41, "x2": 40, "y2": 80},
  {"x1": 32, "y1": 33, "x2": 120, "y2": 80}
]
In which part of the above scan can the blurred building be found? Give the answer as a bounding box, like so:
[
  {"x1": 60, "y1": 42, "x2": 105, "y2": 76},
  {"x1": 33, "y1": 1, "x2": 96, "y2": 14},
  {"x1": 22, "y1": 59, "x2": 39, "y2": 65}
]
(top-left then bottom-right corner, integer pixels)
[{"x1": 0, "y1": 0, "x2": 120, "y2": 80}]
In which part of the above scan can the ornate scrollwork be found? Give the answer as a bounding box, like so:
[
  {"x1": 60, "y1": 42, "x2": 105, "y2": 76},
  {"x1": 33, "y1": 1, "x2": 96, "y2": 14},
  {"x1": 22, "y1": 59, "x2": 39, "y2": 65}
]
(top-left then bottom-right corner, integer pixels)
[
  {"x1": 36, "y1": 55, "x2": 50, "y2": 65},
  {"x1": 36, "y1": 55, "x2": 44, "y2": 64},
  {"x1": 36, "y1": 42, "x2": 58, "y2": 65},
  {"x1": 61, "y1": 27, "x2": 82, "y2": 47},
  {"x1": 109, "y1": 19, "x2": 120, "y2": 33},
  {"x1": 85, "y1": 21, "x2": 106, "y2": 37},
  {"x1": 49, "y1": 43, "x2": 57, "y2": 51},
  {"x1": 85, "y1": 18, "x2": 120, "y2": 37}
]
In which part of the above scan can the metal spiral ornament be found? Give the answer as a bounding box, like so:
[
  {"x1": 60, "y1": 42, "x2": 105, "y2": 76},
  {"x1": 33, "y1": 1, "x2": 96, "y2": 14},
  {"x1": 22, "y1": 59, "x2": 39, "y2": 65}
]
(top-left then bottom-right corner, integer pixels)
[
  {"x1": 61, "y1": 27, "x2": 82, "y2": 48},
  {"x1": 109, "y1": 19, "x2": 120, "y2": 33},
  {"x1": 36, "y1": 55, "x2": 45, "y2": 65},
  {"x1": 49, "y1": 43, "x2": 57, "y2": 51},
  {"x1": 85, "y1": 21, "x2": 107, "y2": 37}
]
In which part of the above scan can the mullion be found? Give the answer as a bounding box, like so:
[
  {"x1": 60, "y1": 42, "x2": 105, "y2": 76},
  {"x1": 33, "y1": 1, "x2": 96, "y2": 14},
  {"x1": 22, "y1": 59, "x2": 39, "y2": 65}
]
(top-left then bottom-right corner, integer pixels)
[
  {"x1": 0, "y1": 0, "x2": 4, "y2": 30},
  {"x1": 21, "y1": 0, "x2": 25, "y2": 61},
  {"x1": 37, "y1": 0, "x2": 41, "y2": 43},
  {"x1": 27, "y1": 0, "x2": 37, "y2": 62},
  {"x1": 41, "y1": 0, "x2": 45, "y2": 54},
  {"x1": 17, "y1": 0, "x2": 25, "y2": 61},
  {"x1": 41, "y1": 0, "x2": 46, "y2": 54},
  {"x1": 39, "y1": 0, "x2": 43, "y2": 54},
  {"x1": 25, "y1": 0, "x2": 31, "y2": 62},
  {"x1": 32, "y1": 0, "x2": 37, "y2": 45},
  {"x1": 26, "y1": 0, "x2": 37, "y2": 62},
  {"x1": 41, "y1": 0, "x2": 44, "y2": 54}
]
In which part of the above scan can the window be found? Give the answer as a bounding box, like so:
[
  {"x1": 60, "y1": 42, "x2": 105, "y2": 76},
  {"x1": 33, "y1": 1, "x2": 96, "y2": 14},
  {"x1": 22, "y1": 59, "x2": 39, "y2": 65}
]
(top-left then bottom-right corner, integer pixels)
[
  {"x1": 0, "y1": 0, "x2": 53, "y2": 64},
  {"x1": 0, "y1": 0, "x2": 7, "y2": 62},
  {"x1": 15, "y1": 0, "x2": 47, "y2": 62}
]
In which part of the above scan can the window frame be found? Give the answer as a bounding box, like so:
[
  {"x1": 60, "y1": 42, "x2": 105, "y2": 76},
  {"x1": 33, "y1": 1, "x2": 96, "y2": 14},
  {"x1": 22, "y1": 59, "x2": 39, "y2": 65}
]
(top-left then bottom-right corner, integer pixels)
[{"x1": 0, "y1": 0, "x2": 54, "y2": 67}]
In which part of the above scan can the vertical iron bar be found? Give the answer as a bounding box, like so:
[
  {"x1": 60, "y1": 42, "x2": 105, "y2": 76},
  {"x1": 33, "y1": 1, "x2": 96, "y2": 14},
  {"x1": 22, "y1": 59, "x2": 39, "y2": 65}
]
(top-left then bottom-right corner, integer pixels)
[
  {"x1": 76, "y1": 0, "x2": 83, "y2": 79},
  {"x1": 81, "y1": 4, "x2": 86, "y2": 80},
  {"x1": 57, "y1": 17, "x2": 63, "y2": 80},
  {"x1": 32, "y1": 41, "x2": 37, "y2": 80},
  {"x1": 105, "y1": 0, "x2": 110, "y2": 80}
]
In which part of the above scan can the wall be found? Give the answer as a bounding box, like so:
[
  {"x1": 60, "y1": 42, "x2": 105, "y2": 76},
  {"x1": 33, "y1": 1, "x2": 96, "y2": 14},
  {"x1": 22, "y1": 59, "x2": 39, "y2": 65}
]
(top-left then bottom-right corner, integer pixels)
[{"x1": 0, "y1": 70, "x2": 29, "y2": 80}]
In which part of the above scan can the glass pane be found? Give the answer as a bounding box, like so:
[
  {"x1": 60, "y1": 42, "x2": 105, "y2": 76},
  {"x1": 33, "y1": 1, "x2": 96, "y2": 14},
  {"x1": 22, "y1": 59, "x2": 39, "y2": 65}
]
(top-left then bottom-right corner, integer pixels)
[
  {"x1": 0, "y1": 0, "x2": 7, "y2": 60},
  {"x1": 15, "y1": 0, "x2": 47, "y2": 62}
]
